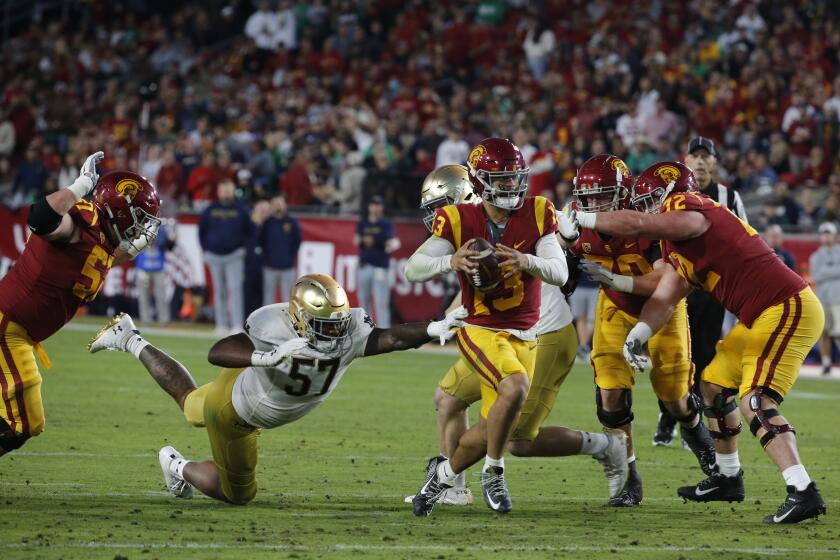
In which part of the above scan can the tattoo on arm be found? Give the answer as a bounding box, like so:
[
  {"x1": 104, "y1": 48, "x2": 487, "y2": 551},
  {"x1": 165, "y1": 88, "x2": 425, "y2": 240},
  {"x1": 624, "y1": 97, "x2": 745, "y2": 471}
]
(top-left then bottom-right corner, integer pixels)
[{"x1": 364, "y1": 323, "x2": 431, "y2": 356}]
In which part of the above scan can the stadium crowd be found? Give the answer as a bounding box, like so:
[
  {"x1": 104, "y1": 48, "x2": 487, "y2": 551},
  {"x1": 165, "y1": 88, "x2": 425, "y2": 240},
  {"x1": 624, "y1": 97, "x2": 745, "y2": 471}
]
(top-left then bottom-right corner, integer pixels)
[{"x1": 0, "y1": 0, "x2": 839, "y2": 231}]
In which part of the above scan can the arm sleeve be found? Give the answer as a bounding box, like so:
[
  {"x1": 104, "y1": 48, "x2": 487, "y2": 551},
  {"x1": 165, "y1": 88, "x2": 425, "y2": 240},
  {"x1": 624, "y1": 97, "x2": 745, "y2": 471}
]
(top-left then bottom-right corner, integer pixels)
[
  {"x1": 525, "y1": 233, "x2": 568, "y2": 286},
  {"x1": 404, "y1": 235, "x2": 455, "y2": 282}
]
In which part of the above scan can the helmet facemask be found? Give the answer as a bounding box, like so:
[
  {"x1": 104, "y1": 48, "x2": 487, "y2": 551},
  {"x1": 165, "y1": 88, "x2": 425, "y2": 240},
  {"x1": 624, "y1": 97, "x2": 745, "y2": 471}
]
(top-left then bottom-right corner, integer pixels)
[
  {"x1": 297, "y1": 309, "x2": 352, "y2": 352},
  {"x1": 104, "y1": 202, "x2": 162, "y2": 249},
  {"x1": 471, "y1": 167, "x2": 530, "y2": 210},
  {"x1": 421, "y1": 195, "x2": 455, "y2": 231},
  {"x1": 631, "y1": 182, "x2": 675, "y2": 214},
  {"x1": 573, "y1": 166, "x2": 627, "y2": 212}
]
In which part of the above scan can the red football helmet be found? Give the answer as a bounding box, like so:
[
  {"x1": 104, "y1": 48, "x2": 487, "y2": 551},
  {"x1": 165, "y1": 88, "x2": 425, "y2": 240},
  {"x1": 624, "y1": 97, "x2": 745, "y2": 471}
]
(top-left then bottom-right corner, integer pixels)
[
  {"x1": 572, "y1": 154, "x2": 632, "y2": 212},
  {"x1": 631, "y1": 161, "x2": 698, "y2": 213},
  {"x1": 466, "y1": 137, "x2": 530, "y2": 210},
  {"x1": 92, "y1": 170, "x2": 161, "y2": 248}
]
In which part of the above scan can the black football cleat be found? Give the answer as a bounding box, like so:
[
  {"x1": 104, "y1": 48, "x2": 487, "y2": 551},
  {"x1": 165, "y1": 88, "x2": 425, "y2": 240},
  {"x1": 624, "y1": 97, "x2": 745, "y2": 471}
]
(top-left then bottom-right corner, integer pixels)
[
  {"x1": 763, "y1": 483, "x2": 826, "y2": 524},
  {"x1": 479, "y1": 467, "x2": 512, "y2": 513},
  {"x1": 653, "y1": 413, "x2": 677, "y2": 446},
  {"x1": 679, "y1": 422, "x2": 717, "y2": 476},
  {"x1": 608, "y1": 464, "x2": 643, "y2": 507},
  {"x1": 678, "y1": 469, "x2": 745, "y2": 503},
  {"x1": 411, "y1": 455, "x2": 451, "y2": 517}
]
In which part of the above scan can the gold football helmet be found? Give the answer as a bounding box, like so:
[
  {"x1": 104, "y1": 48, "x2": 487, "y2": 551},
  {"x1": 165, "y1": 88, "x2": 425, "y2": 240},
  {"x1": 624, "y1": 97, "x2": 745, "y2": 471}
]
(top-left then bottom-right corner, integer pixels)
[
  {"x1": 420, "y1": 164, "x2": 477, "y2": 231},
  {"x1": 288, "y1": 273, "x2": 351, "y2": 352}
]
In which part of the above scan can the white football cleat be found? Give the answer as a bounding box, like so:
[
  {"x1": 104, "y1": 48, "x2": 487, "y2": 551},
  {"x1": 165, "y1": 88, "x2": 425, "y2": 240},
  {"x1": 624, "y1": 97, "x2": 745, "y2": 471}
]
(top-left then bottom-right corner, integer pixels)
[
  {"x1": 88, "y1": 313, "x2": 139, "y2": 354},
  {"x1": 403, "y1": 485, "x2": 473, "y2": 505},
  {"x1": 593, "y1": 432, "x2": 629, "y2": 499},
  {"x1": 158, "y1": 446, "x2": 194, "y2": 499}
]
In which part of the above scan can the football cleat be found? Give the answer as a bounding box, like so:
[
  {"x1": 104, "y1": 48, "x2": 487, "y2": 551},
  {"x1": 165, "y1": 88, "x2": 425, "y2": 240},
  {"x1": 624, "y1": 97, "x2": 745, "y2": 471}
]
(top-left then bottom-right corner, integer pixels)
[
  {"x1": 411, "y1": 455, "x2": 451, "y2": 517},
  {"x1": 678, "y1": 469, "x2": 745, "y2": 503},
  {"x1": 653, "y1": 413, "x2": 677, "y2": 446},
  {"x1": 88, "y1": 313, "x2": 139, "y2": 354},
  {"x1": 158, "y1": 446, "x2": 194, "y2": 499},
  {"x1": 593, "y1": 432, "x2": 629, "y2": 498},
  {"x1": 404, "y1": 485, "x2": 474, "y2": 505},
  {"x1": 679, "y1": 422, "x2": 717, "y2": 476},
  {"x1": 479, "y1": 468, "x2": 512, "y2": 513},
  {"x1": 763, "y1": 483, "x2": 826, "y2": 524},
  {"x1": 608, "y1": 465, "x2": 643, "y2": 507}
]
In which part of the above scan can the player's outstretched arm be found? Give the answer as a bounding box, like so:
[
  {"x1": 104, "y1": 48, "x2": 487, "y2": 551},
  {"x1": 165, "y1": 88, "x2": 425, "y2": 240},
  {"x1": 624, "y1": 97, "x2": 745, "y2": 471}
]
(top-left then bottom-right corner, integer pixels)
[
  {"x1": 208, "y1": 333, "x2": 308, "y2": 368},
  {"x1": 578, "y1": 260, "x2": 666, "y2": 297},
  {"x1": 30, "y1": 151, "x2": 104, "y2": 242},
  {"x1": 578, "y1": 210, "x2": 709, "y2": 241},
  {"x1": 635, "y1": 265, "x2": 692, "y2": 334},
  {"x1": 363, "y1": 306, "x2": 467, "y2": 356}
]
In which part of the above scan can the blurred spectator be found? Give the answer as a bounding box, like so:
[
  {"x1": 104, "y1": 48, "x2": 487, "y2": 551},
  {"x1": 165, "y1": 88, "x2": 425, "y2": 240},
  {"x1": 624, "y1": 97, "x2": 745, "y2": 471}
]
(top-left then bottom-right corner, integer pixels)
[
  {"x1": 772, "y1": 182, "x2": 801, "y2": 226},
  {"x1": 435, "y1": 128, "x2": 469, "y2": 168},
  {"x1": 199, "y1": 180, "x2": 254, "y2": 334},
  {"x1": 0, "y1": 157, "x2": 13, "y2": 200},
  {"x1": 781, "y1": 92, "x2": 817, "y2": 174},
  {"x1": 642, "y1": 99, "x2": 680, "y2": 147},
  {"x1": 354, "y1": 195, "x2": 399, "y2": 328},
  {"x1": 810, "y1": 222, "x2": 840, "y2": 375},
  {"x1": 816, "y1": 193, "x2": 840, "y2": 225},
  {"x1": 245, "y1": 199, "x2": 271, "y2": 316},
  {"x1": 187, "y1": 151, "x2": 220, "y2": 205},
  {"x1": 336, "y1": 151, "x2": 366, "y2": 214},
  {"x1": 135, "y1": 220, "x2": 174, "y2": 325},
  {"x1": 57, "y1": 152, "x2": 77, "y2": 190},
  {"x1": 281, "y1": 149, "x2": 315, "y2": 206},
  {"x1": 11, "y1": 145, "x2": 48, "y2": 207},
  {"x1": 763, "y1": 225, "x2": 796, "y2": 271},
  {"x1": 569, "y1": 274, "x2": 597, "y2": 362},
  {"x1": 522, "y1": 17, "x2": 555, "y2": 81},
  {"x1": 0, "y1": 109, "x2": 15, "y2": 158},
  {"x1": 798, "y1": 187, "x2": 821, "y2": 231},
  {"x1": 259, "y1": 194, "x2": 301, "y2": 305}
]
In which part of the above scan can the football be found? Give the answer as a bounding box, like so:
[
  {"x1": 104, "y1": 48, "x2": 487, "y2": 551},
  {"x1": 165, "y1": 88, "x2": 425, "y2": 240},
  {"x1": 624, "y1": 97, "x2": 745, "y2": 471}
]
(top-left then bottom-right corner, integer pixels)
[{"x1": 468, "y1": 237, "x2": 502, "y2": 291}]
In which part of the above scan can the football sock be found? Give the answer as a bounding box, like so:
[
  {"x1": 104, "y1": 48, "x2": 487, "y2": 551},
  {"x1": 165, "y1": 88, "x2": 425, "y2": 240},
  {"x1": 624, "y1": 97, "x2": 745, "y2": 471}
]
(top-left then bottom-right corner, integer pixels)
[
  {"x1": 579, "y1": 431, "x2": 609, "y2": 456},
  {"x1": 782, "y1": 464, "x2": 811, "y2": 491},
  {"x1": 822, "y1": 355, "x2": 831, "y2": 367},
  {"x1": 437, "y1": 459, "x2": 458, "y2": 485},
  {"x1": 627, "y1": 457, "x2": 637, "y2": 471},
  {"x1": 170, "y1": 457, "x2": 190, "y2": 479},
  {"x1": 716, "y1": 451, "x2": 741, "y2": 477},
  {"x1": 483, "y1": 456, "x2": 504, "y2": 473},
  {"x1": 453, "y1": 471, "x2": 466, "y2": 488},
  {"x1": 126, "y1": 332, "x2": 149, "y2": 358}
]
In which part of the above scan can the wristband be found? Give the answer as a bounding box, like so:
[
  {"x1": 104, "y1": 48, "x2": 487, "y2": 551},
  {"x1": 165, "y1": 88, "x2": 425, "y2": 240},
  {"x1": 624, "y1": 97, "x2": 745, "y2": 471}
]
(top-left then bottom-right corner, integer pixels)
[
  {"x1": 628, "y1": 321, "x2": 653, "y2": 345},
  {"x1": 611, "y1": 274, "x2": 634, "y2": 293},
  {"x1": 577, "y1": 211, "x2": 597, "y2": 229},
  {"x1": 66, "y1": 176, "x2": 93, "y2": 201}
]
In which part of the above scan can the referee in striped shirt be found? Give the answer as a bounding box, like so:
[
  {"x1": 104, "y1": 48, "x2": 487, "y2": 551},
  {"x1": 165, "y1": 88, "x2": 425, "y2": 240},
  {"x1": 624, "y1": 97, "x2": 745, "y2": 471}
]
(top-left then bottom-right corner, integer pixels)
[{"x1": 653, "y1": 136, "x2": 749, "y2": 446}]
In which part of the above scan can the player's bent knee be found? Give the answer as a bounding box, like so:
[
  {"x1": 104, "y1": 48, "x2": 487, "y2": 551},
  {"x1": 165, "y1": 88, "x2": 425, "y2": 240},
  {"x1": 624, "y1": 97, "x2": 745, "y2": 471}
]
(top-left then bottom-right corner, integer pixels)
[
  {"x1": 507, "y1": 438, "x2": 535, "y2": 457},
  {"x1": 744, "y1": 387, "x2": 793, "y2": 449},
  {"x1": 595, "y1": 388, "x2": 633, "y2": 429},
  {"x1": 434, "y1": 387, "x2": 467, "y2": 415},
  {"x1": 499, "y1": 374, "x2": 529, "y2": 407},
  {"x1": 0, "y1": 418, "x2": 31, "y2": 452},
  {"x1": 702, "y1": 388, "x2": 741, "y2": 439}
]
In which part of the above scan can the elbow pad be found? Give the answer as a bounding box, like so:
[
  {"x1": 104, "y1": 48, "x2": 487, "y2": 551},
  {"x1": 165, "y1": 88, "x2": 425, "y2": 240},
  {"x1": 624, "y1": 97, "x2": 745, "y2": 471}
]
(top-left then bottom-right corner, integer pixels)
[{"x1": 27, "y1": 198, "x2": 63, "y2": 235}]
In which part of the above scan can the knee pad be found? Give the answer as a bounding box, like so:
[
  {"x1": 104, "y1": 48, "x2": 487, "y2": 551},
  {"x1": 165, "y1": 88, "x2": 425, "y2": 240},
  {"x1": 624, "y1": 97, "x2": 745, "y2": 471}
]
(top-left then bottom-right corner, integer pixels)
[
  {"x1": 0, "y1": 418, "x2": 30, "y2": 452},
  {"x1": 748, "y1": 387, "x2": 794, "y2": 449},
  {"x1": 595, "y1": 388, "x2": 634, "y2": 429},
  {"x1": 702, "y1": 388, "x2": 741, "y2": 439},
  {"x1": 669, "y1": 392, "x2": 702, "y2": 424}
]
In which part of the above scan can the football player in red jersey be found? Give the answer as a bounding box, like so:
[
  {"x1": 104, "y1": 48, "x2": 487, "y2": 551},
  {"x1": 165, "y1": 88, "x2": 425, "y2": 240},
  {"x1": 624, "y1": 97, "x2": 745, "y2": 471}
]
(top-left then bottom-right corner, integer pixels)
[
  {"x1": 0, "y1": 151, "x2": 161, "y2": 456},
  {"x1": 564, "y1": 155, "x2": 716, "y2": 508},
  {"x1": 567, "y1": 161, "x2": 826, "y2": 523},
  {"x1": 405, "y1": 138, "x2": 567, "y2": 515}
]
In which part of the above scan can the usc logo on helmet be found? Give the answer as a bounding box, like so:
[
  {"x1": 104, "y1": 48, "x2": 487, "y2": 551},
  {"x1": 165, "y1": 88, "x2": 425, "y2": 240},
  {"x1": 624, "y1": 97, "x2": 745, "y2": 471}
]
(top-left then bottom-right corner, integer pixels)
[
  {"x1": 654, "y1": 165, "x2": 681, "y2": 183},
  {"x1": 612, "y1": 159, "x2": 630, "y2": 177},
  {"x1": 115, "y1": 178, "x2": 142, "y2": 200},
  {"x1": 468, "y1": 144, "x2": 486, "y2": 168}
]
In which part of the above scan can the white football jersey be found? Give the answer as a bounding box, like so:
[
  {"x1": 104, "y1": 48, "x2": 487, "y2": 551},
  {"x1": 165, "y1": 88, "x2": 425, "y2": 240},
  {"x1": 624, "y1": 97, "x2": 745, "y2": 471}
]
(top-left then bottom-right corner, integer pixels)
[
  {"x1": 536, "y1": 281, "x2": 573, "y2": 336},
  {"x1": 231, "y1": 303, "x2": 374, "y2": 429}
]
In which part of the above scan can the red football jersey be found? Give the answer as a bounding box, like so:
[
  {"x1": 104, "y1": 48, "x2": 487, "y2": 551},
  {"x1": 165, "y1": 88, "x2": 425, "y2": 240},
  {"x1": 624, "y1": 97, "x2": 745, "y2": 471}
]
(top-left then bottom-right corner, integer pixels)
[
  {"x1": 431, "y1": 196, "x2": 558, "y2": 331},
  {"x1": 570, "y1": 230, "x2": 659, "y2": 316},
  {"x1": 660, "y1": 192, "x2": 806, "y2": 327},
  {"x1": 0, "y1": 200, "x2": 116, "y2": 342}
]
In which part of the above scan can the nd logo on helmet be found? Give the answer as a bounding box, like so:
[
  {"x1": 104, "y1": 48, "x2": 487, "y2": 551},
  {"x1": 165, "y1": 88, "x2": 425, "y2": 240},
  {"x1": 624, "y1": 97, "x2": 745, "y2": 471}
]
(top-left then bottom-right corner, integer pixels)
[
  {"x1": 468, "y1": 144, "x2": 487, "y2": 167},
  {"x1": 115, "y1": 178, "x2": 142, "y2": 200},
  {"x1": 654, "y1": 165, "x2": 681, "y2": 183}
]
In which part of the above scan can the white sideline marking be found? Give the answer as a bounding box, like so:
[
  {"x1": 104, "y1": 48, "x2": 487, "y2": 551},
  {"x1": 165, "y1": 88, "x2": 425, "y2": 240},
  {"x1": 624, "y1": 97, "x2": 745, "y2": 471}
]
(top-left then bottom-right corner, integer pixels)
[{"x1": 1, "y1": 542, "x2": 837, "y2": 556}]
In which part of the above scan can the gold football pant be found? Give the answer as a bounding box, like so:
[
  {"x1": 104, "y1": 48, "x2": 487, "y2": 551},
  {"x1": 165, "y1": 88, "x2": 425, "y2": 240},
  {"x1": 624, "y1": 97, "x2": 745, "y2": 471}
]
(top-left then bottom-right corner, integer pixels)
[
  {"x1": 0, "y1": 311, "x2": 45, "y2": 441},
  {"x1": 591, "y1": 291, "x2": 693, "y2": 402},
  {"x1": 703, "y1": 287, "x2": 823, "y2": 398},
  {"x1": 183, "y1": 368, "x2": 260, "y2": 504},
  {"x1": 440, "y1": 324, "x2": 576, "y2": 440}
]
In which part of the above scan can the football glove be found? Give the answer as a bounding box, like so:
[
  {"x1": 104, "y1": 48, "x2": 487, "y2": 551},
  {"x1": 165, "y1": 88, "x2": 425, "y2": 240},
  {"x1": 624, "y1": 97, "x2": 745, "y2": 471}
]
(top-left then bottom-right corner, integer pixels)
[
  {"x1": 67, "y1": 151, "x2": 104, "y2": 200},
  {"x1": 557, "y1": 206, "x2": 580, "y2": 244},
  {"x1": 427, "y1": 305, "x2": 468, "y2": 345},
  {"x1": 251, "y1": 337, "x2": 309, "y2": 367},
  {"x1": 623, "y1": 322, "x2": 653, "y2": 372},
  {"x1": 579, "y1": 260, "x2": 634, "y2": 292}
]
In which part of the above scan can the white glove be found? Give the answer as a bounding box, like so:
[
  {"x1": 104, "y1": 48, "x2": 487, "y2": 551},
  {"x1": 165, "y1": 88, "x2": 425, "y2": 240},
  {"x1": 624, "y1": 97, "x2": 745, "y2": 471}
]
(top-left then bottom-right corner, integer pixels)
[
  {"x1": 623, "y1": 322, "x2": 653, "y2": 372},
  {"x1": 427, "y1": 305, "x2": 468, "y2": 345},
  {"x1": 119, "y1": 221, "x2": 161, "y2": 258},
  {"x1": 576, "y1": 210, "x2": 597, "y2": 229},
  {"x1": 67, "y1": 151, "x2": 104, "y2": 200},
  {"x1": 579, "y1": 260, "x2": 634, "y2": 292},
  {"x1": 557, "y1": 206, "x2": 580, "y2": 244},
  {"x1": 251, "y1": 337, "x2": 309, "y2": 367}
]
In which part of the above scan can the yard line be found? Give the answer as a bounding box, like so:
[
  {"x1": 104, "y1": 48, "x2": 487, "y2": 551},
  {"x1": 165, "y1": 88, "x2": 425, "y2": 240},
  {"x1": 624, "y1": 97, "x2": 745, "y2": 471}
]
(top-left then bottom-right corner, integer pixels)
[{"x1": 1, "y1": 542, "x2": 837, "y2": 556}]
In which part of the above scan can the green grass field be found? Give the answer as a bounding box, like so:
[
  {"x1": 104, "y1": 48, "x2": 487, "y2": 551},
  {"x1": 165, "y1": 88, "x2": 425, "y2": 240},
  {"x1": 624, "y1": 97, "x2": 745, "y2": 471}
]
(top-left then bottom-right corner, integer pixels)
[{"x1": 2, "y1": 320, "x2": 839, "y2": 560}]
